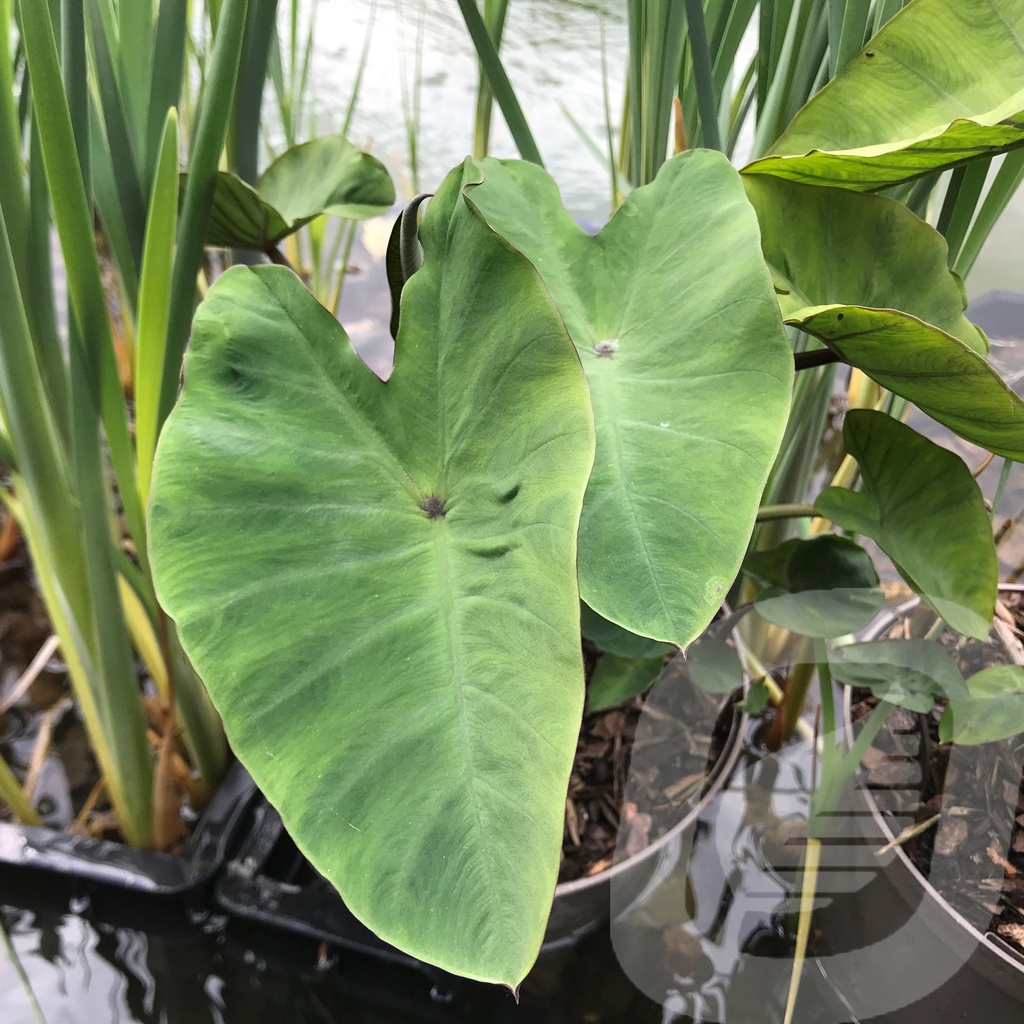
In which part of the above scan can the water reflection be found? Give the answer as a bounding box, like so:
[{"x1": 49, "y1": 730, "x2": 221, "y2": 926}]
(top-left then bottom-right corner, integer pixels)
[
  {"x1": 611, "y1": 727, "x2": 861, "y2": 1024},
  {"x1": 297, "y1": 0, "x2": 627, "y2": 220}
]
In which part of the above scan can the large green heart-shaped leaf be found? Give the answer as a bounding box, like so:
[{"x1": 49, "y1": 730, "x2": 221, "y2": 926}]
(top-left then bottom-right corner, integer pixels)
[
  {"x1": 206, "y1": 134, "x2": 394, "y2": 250},
  {"x1": 830, "y1": 639, "x2": 969, "y2": 713},
  {"x1": 149, "y1": 161, "x2": 595, "y2": 986},
  {"x1": 815, "y1": 410, "x2": 997, "y2": 639},
  {"x1": 467, "y1": 153, "x2": 793, "y2": 647},
  {"x1": 790, "y1": 305, "x2": 1024, "y2": 459},
  {"x1": 742, "y1": 176, "x2": 986, "y2": 353},
  {"x1": 743, "y1": 0, "x2": 1024, "y2": 190}
]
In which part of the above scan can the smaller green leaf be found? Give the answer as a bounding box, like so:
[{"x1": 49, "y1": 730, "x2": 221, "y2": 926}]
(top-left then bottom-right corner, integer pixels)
[
  {"x1": 830, "y1": 640, "x2": 968, "y2": 713},
  {"x1": 743, "y1": 176, "x2": 985, "y2": 354},
  {"x1": 259, "y1": 134, "x2": 395, "y2": 223},
  {"x1": 580, "y1": 603, "x2": 674, "y2": 660},
  {"x1": 745, "y1": 535, "x2": 883, "y2": 638},
  {"x1": 738, "y1": 678, "x2": 771, "y2": 715},
  {"x1": 815, "y1": 411, "x2": 997, "y2": 640},
  {"x1": 205, "y1": 173, "x2": 290, "y2": 250},
  {"x1": 939, "y1": 666, "x2": 1024, "y2": 744},
  {"x1": 789, "y1": 305, "x2": 1024, "y2": 460},
  {"x1": 203, "y1": 135, "x2": 395, "y2": 250},
  {"x1": 687, "y1": 637, "x2": 745, "y2": 695},
  {"x1": 587, "y1": 654, "x2": 666, "y2": 712}
]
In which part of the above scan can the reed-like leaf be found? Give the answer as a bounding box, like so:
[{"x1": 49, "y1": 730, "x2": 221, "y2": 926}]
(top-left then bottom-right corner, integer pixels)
[
  {"x1": 19, "y1": 0, "x2": 147, "y2": 555},
  {"x1": 471, "y1": 0, "x2": 509, "y2": 157},
  {"x1": 455, "y1": 0, "x2": 543, "y2": 166},
  {"x1": 146, "y1": 0, "x2": 188, "y2": 178},
  {"x1": 160, "y1": 0, "x2": 251, "y2": 433},
  {"x1": 136, "y1": 109, "x2": 179, "y2": 508}
]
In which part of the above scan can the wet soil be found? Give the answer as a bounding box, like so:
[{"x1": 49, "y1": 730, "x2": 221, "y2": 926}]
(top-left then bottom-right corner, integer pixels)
[{"x1": 851, "y1": 589, "x2": 1024, "y2": 956}]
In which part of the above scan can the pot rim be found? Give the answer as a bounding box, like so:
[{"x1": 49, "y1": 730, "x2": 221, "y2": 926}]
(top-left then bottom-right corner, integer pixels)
[
  {"x1": 553, "y1": 683, "x2": 748, "y2": 898},
  {"x1": 842, "y1": 582, "x2": 1024, "y2": 977}
]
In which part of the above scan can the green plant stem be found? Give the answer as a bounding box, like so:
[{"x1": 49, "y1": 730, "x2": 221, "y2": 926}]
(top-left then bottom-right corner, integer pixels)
[
  {"x1": 992, "y1": 457, "x2": 1014, "y2": 517},
  {"x1": 810, "y1": 694, "x2": 894, "y2": 837},
  {"x1": 0, "y1": 756, "x2": 40, "y2": 826},
  {"x1": 755, "y1": 502, "x2": 818, "y2": 522}
]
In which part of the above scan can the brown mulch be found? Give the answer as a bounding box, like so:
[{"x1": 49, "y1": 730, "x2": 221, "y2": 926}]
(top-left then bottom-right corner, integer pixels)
[
  {"x1": 851, "y1": 589, "x2": 1024, "y2": 957},
  {"x1": 559, "y1": 643, "x2": 734, "y2": 884}
]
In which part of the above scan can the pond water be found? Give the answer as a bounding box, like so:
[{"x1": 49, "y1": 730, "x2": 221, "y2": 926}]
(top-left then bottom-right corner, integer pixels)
[
  {"x1": 0, "y1": 727, "x2": 861, "y2": 1024},
  {"x1": 4, "y1": 2, "x2": 1024, "y2": 1021}
]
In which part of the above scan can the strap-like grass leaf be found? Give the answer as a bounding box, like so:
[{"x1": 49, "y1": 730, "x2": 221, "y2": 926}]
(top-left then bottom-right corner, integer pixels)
[
  {"x1": 467, "y1": 152, "x2": 793, "y2": 648},
  {"x1": 743, "y1": 0, "x2": 1024, "y2": 190},
  {"x1": 815, "y1": 411, "x2": 997, "y2": 639},
  {"x1": 790, "y1": 305, "x2": 1024, "y2": 460},
  {"x1": 149, "y1": 160, "x2": 595, "y2": 986}
]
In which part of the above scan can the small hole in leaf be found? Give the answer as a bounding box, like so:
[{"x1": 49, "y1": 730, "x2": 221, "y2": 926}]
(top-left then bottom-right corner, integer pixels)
[
  {"x1": 420, "y1": 495, "x2": 446, "y2": 519},
  {"x1": 866, "y1": 51, "x2": 875, "y2": 58},
  {"x1": 836, "y1": 313, "x2": 844, "y2": 321}
]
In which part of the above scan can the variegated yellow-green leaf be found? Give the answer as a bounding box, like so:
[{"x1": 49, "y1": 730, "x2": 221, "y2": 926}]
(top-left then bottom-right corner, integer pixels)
[{"x1": 744, "y1": 0, "x2": 1024, "y2": 191}]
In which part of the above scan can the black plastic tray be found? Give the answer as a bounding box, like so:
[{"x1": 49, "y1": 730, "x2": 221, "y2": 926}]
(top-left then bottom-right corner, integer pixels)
[
  {"x1": 0, "y1": 759, "x2": 258, "y2": 895},
  {"x1": 215, "y1": 797, "x2": 443, "y2": 975}
]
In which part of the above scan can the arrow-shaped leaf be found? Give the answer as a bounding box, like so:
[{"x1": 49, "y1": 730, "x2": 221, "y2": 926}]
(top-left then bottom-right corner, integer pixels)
[
  {"x1": 745, "y1": 535, "x2": 884, "y2": 638},
  {"x1": 790, "y1": 305, "x2": 1024, "y2": 460},
  {"x1": 940, "y1": 665, "x2": 1024, "y2": 744},
  {"x1": 150, "y1": 160, "x2": 595, "y2": 986},
  {"x1": 815, "y1": 410, "x2": 997, "y2": 639},
  {"x1": 830, "y1": 639, "x2": 969, "y2": 713},
  {"x1": 743, "y1": 175, "x2": 985, "y2": 353}
]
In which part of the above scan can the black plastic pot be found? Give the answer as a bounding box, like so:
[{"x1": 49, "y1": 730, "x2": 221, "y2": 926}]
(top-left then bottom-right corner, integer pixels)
[
  {"x1": 0, "y1": 759, "x2": 258, "y2": 895},
  {"x1": 816, "y1": 586, "x2": 1024, "y2": 1022}
]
